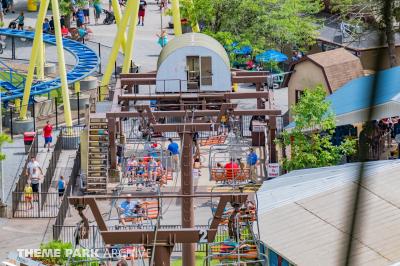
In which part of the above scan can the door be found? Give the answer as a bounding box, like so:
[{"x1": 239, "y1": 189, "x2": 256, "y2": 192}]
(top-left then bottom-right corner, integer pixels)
[
  {"x1": 200, "y1": 56, "x2": 212, "y2": 87},
  {"x1": 186, "y1": 56, "x2": 200, "y2": 91}
]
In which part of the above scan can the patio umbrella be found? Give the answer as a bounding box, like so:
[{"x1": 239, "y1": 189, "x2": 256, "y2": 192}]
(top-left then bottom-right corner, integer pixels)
[
  {"x1": 255, "y1": 49, "x2": 288, "y2": 63},
  {"x1": 232, "y1": 45, "x2": 252, "y2": 55}
]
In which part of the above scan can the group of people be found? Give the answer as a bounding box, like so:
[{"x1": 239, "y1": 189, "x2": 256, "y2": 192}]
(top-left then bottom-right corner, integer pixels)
[
  {"x1": 214, "y1": 148, "x2": 259, "y2": 183},
  {"x1": 125, "y1": 155, "x2": 165, "y2": 191},
  {"x1": 118, "y1": 196, "x2": 146, "y2": 226}
]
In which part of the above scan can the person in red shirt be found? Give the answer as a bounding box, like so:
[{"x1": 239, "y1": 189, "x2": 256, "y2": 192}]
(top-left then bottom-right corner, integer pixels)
[
  {"x1": 225, "y1": 158, "x2": 239, "y2": 181},
  {"x1": 43, "y1": 121, "x2": 53, "y2": 152}
]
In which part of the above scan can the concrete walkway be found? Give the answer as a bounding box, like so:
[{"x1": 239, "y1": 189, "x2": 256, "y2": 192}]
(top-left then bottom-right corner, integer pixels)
[{"x1": 0, "y1": 148, "x2": 77, "y2": 261}]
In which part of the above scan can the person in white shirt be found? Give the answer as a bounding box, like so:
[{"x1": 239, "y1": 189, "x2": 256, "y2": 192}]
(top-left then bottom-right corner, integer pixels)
[{"x1": 26, "y1": 156, "x2": 43, "y2": 176}]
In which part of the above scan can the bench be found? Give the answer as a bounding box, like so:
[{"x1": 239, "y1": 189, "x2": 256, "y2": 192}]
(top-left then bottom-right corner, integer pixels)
[
  {"x1": 210, "y1": 168, "x2": 251, "y2": 182},
  {"x1": 200, "y1": 135, "x2": 227, "y2": 146}
]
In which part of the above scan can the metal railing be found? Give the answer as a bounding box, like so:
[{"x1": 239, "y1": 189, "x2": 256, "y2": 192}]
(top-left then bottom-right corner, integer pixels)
[
  {"x1": 53, "y1": 148, "x2": 81, "y2": 240},
  {"x1": 60, "y1": 125, "x2": 86, "y2": 150},
  {"x1": 10, "y1": 133, "x2": 39, "y2": 215},
  {"x1": 12, "y1": 192, "x2": 60, "y2": 218},
  {"x1": 53, "y1": 224, "x2": 228, "y2": 252},
  {"x1": 40, "y1": 134, "x2": 63, "y2": 207}
]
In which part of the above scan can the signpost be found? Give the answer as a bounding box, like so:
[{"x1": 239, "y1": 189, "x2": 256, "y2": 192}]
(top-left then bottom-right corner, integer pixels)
[{"x1": 267, "y1": 163, "x2": 280, "y2": 178}]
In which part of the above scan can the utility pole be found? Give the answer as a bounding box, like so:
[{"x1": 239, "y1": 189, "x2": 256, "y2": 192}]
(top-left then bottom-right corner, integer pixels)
[{"x1": 0, "y1": 94, "x2": 3, "y2": 205}]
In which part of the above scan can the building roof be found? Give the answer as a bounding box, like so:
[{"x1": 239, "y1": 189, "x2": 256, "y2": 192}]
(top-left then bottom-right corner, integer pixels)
[
  {"x1": 257, "y1": 160, "x2": 400, "y2": 266},
  {"x1": 283, "y1": 48, "x2": 364, "y2": 92},
  {"x1": 156, "y1": 33, "x2": 230, "y2": 69},
  {"x1": 318, "y1": 19, "x2": 400, "y2": 51},
  {"x1": 327, "y1": 66, "x2": 400, "y2": 125}
]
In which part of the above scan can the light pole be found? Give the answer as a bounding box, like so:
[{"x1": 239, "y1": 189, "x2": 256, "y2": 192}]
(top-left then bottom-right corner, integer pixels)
[{"x1": 0, "y1": 93, "x2": 4, "y2": 205}]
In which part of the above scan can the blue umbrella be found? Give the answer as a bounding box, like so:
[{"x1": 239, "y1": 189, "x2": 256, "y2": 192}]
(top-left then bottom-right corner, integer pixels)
[
  {"x1": 255, "y1": 49, "x2": 288, "y2": 63},
  {"x1": 232, "y1": 45, "x2": 252, "y2": 55}
]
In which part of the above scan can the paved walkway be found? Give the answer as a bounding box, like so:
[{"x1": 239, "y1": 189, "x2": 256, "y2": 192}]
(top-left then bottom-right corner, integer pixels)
[
  {"x1": 2, "y1": 131, "x2": 59, "y2": 204},
  {"x1": 0, "y1": 148, "x2": 77, "y2": 261}
]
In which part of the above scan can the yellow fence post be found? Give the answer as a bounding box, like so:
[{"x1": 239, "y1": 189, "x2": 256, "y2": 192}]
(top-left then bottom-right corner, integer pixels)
[
  {"x1": 51, "y1": 0, "x2": 73, "y2": 128},
  {"x1": 122, "y1": 0, "x2": 140, "y2": 74},
  {"x1": 19, "y1": 0, "x2": 50, "y2": 120},
  {"x1": 112, "y1": 0, "x2": 127, "y2": 54},
  {"x1": 101, "y1": 0, "x2": 137, "y2": 96},
  {"x1": 171, "y1": 0, "x2": 182, "y2": 36}
]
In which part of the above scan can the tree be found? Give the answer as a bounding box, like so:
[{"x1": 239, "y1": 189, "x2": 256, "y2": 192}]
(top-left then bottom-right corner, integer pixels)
[
  {"x1": 331, "y1": 0, "x2": 400, "y2": 67},
  {"x1": 180, "y1": 0, "x2": 322, "y2": 52},
  {"x1": 0, "y1": 133, "x2": 11, "y2": 161},
  {"x1": 277, "y1": 86, "x2": 356, "y2": 171}
]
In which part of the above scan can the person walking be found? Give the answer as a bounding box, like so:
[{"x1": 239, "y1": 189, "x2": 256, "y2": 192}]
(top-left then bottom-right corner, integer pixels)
[
  {"x1": 15, "y1": 11, "x2": 24, "y2": 30},
  {"x1": 24, "y1": 182, "x2": 33, "y2": 210},
  {"x1": 167, "y1": 138, "x2": 179, "y2": 171},
  {"x1": 93, "y1": 0, "x2": 102, "y2": 25},
  {"x1": 43, "y1": 121, "x2": 53, "y2": 152},
  {"x1": 26, "y1": 156, "x2": 43, "y2": 177},
  {"x1": 137, "y1": 0, "x2": 147, "y2": 26},
  {"x1": 58, "y1": 176, "x2": 66, "y2": 201},
  {"x1": 246, "y1": 148, "x2": 258, "y2": 183},
  {"x1": 82, "y1": 0, "x2": 90, "y2": 24},
  {"x1": 30, "y1": 168, "x2": 41, "y2": 202},
  {"x1": 156, "y1": 30, "x2": 168, "y2": 47}
]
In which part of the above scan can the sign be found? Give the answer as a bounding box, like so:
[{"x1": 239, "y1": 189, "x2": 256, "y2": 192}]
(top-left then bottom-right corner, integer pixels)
[{"x1": 267, "y1": 163, "x2": 280, "y2": 178}]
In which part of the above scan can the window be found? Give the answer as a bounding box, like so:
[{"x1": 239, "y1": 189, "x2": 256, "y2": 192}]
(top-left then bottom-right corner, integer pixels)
[{"x1": 295, "y1": 89, "x2": 304, "y2": 103}]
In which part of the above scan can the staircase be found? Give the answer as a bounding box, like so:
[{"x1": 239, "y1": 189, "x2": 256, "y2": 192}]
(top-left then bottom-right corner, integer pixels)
[{"x1": 87, "y1": 114, "x2": 109, "y2": 193}]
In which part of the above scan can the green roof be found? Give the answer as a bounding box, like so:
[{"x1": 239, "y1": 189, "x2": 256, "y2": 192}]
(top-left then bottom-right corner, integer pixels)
[{"x1": 157, "y1": 33, "x2": 230, "y2": 69}]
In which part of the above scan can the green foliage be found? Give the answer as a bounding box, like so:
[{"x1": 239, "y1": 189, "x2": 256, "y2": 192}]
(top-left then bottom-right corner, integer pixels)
[
  {"x1": 0, "y1": 133, "x2": 12, "y2": 160},
  {"x1": 277, "y1": 85, "x2": 356, "y2": 171},
  {"x1": 34, "y1": 240, "x2": 100, "y2": 266},
  {"x1": 180, "y1": 0, "x2": 322, "y2": 51}
]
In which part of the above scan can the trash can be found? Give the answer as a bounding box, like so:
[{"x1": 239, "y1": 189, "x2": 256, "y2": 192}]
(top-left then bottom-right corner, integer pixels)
[
  {"x1": 24, "y1": 132, "x2": 36, "y2": 153},
  {"x1": 27, "y1": 0, "x2": 38, "y2": 12}
]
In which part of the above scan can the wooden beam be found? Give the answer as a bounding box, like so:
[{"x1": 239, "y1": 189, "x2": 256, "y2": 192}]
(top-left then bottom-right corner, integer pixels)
[
  {"x1": 120, "y1": 73, "x2": 157, "y2": 79},
  {"x1": 118, "y1": 91, "x2": 270, "y2": 101},
  {"x1": 121, "y1": 77, "x2": 157, "y2": 86},
  {"x1": 100, "y1": 229, "x2": 217, "y2": 245},
  {"x1": 232, "y1": 71, "x2": 269, "y2": 77},
  {"x1": 231, "y1": 76, "x2": 267, "y2": 84},
  {"x1": 106, "y1": 108, "x2": 281, "y2": 119}
]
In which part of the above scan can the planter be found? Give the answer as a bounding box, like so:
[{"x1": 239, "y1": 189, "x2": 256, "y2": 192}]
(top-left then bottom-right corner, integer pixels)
[{"x1": 69, "y1": 93, "x2": 90, "y2": 111}]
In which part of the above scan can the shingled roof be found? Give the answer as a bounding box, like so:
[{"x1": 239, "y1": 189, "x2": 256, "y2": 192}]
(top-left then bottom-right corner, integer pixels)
[{"x1": 284, "y1": 48, "x2": 364, "y2": 92}]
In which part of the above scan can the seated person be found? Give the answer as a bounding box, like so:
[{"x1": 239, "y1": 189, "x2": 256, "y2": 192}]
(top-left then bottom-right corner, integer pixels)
[
  {"x1": 147, "y1": 157, "x2": 158, "y2": 183},
  {"x1": 225, "y1": 159, "x2": 240, "y2": 181},
  {"x1": 118, "y1": 196, "x2": 137, "y2": 226},
  {"x1": 136, "y1": 160, "x2": 146, "y2": 191}
]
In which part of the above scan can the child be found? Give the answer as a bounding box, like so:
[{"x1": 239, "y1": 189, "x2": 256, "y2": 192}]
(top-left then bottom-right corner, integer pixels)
[
  {"x1": 58, "y1": 176, "x2": 66, "y2": 200},
  {"x1": 16, "y1": 11, "x2": 24, "y2": 30},
  {"x1": 24, "y1": 182, "x2": 33, "y2": 210},
  {"x1": 156, "y1": 30, "x2": 168, "y2": 48},
  {"x1": 136, "y1": 159, "x2": 146, "y2": 191},
  {"x1": 147, "y1": 157, "x2": 158, "y2": 184}
]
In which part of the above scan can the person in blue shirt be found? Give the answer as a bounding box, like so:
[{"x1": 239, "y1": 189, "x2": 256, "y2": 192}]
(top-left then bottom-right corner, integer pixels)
[
  {"x1": 43, "y1": 18, "x2": 50, "y2": 33},
  {"x1": 76, "y1": 9, "x2": 84, "y2": 27},
  {"x1": 167, "y1": 138, "x2": 179, "y2": 170},
  {"x1": 58, "y1": 176, "x2": 66, "y2": 200},
  {"x1": 246, "y1": 148, "x2": 258, "y2": 183},
  {"x1": 118, "y1": 196, "x2": 137, "y2": 225}
]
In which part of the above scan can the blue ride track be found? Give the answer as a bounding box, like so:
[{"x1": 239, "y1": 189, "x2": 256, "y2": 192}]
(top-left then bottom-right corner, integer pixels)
[{"x1": 0, "y1": 28, "x2": 100, "y2": 102}]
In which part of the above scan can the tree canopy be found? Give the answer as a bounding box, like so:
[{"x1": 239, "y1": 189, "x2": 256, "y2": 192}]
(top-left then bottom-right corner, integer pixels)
[
  {"x1": 277, "y1": 85, "x2": 356, "y2": 171},
  {"x1": 181, "y1": 0, "x2": 322, "y2": 52},
  {"x1": 0, "y1": 133, "x2": 11, "y2": 161}
]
